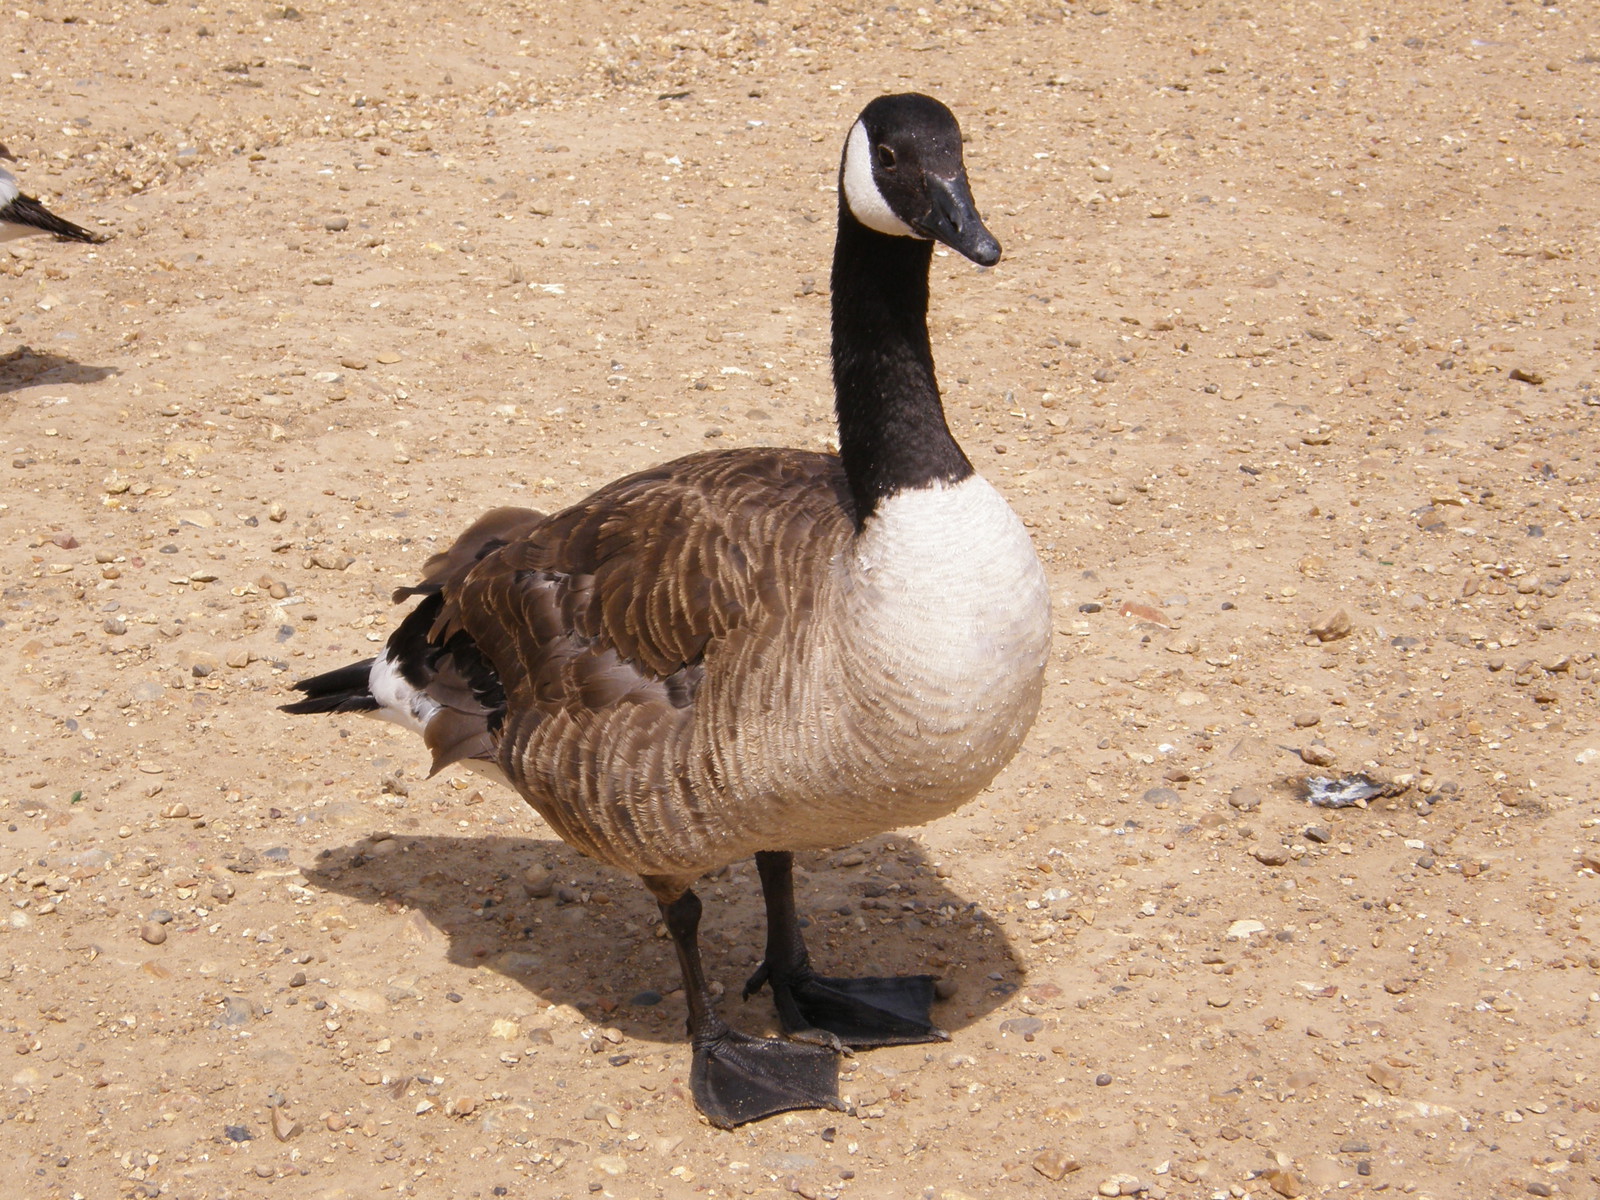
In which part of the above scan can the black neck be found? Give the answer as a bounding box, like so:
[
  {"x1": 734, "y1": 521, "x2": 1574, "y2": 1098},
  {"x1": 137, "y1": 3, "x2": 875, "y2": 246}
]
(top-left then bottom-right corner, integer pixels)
[{"x1": 831, "y1": 206, "x2": 972, "y2": 529}]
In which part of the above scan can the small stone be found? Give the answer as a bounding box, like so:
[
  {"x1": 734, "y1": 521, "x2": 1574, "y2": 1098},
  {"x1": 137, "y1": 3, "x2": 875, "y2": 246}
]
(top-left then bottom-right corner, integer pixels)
[
  {"x1": 1094, "y1": 1072, "x2": 1112, "y2": 1087},
  {"x1": 1033, "y1": 1149, "x2": 1080, "y2": 1180},
  {"x1": 271, "y1": 1107, "x2": 301, "y2": 1142},
  {"x1": 1252, "y1": 845, "x2": 1291, "y2": 867},
  {"x1": 1090, "y1": 163, "x2": 1113, "y2": 183},
  {"x1": 1508, "y1": 367, "x2": 1544, "y2": 385},
  {"x1": 268, "y1": 501, "x2": 287, "y2": 522},
  {"x1": 1299, "y1": 744, "x2": 1337, "y2": 767},
  {"x1": 139, "y1": 922, "x2": 167, "y2": 945},
  {"x1": 522, "y1": 867, "x2": 554, "y2": 899},
  {"x1": 103, "y1": 616, "x2": 127, "y2": 635},
  {"x1": 324, "y1": 216, "x2": 350, "y2": 232},
  {"x1": 1207, "y1": 994, "x2": 1231, "y2": 1008},
  {"x1": 226, "y1": 649, "x2": 252, "y2": 669},
  {"x1": 1267, "y1": 1168, "x2": 1306, "y2": 1198},
  {"x1": 149, "y1": 908, "x2": 175, "y2": 924},
  {"x1": 933, "y1": 978, "x2": 959, "y2": 1001},
  {"x1": 1107, "y1": 489, "x2": 1128, "y2": 505},
  {"x1": 289, "y1": 971, "x2": 307, "y2": 988},
  {"x1": 1309, "y1": 608, "x2": 1352, "y2": 642},
  {"x1": 1383, "y1": 978, "x2": 1409, "y2": 995},
  {"x1": 310, "y1": 274, "x2": 334, "y2": 286},
  {"x1": 1227, "y1": 919, "x2": 1266, "y2": 939},
  {"x1": 1365, "y1": 1062, "x2": 1402, "y2": 1093},
  {"x1": 1292, "y1": 711, "x2": 1321, "y2": 728},
  {"x1": 999, "y1": 1016, "x2": 1044, "y2": 1039},
  {"x1": 160, "y1": 803, "x2": 190, "y2": 818},
  {"x1": 1228, "y1": 787, "x2": 1262, "y2": 812},
  {"x1": 326, "y1": 1113, "x2": 349, "y2": 1132},
  {"x1": 1525, "y1": 1182, "x2": 1554, "y2": 1197}
]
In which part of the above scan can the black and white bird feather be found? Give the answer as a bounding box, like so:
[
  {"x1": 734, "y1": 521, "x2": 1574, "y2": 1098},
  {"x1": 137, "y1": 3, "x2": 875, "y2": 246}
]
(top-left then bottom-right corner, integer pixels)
[{"x1": 0, "y1": 146, "x2": 102, "y2": 244}]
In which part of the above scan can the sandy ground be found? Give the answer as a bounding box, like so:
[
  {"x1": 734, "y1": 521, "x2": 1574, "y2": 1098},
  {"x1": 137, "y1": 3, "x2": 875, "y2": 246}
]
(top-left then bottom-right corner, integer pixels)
[{"x1": 2, "y1": 1, "x2": 1598, "y2": 1197}]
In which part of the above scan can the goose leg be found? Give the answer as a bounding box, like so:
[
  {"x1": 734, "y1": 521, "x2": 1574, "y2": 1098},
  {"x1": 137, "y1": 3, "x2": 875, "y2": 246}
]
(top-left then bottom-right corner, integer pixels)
[
  {"x1": 743, "y1": 851, "x2": 948, "y2": 1047},
  {"x1": 653, "y1": 884, "x2": 842, "y2": 1128}
]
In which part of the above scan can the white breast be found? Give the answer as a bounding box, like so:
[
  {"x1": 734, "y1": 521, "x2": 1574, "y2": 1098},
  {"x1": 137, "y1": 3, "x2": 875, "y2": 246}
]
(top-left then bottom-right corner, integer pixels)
[
  {"x1": 839, "y1": 474, "x2": 1051, "y2": 783},
  {"x1": 847, "y1": 474, "x2": 1049, "y2": 676}
]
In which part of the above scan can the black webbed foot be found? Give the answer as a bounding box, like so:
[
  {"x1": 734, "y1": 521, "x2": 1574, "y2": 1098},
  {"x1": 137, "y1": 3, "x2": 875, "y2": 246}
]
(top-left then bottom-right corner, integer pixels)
[
  {"x1": 745, "y1": 962, "x2": 946, "y2": 1047},
  {"x1": 690, "y1": 1029, "x2": 843, "y2": 1129}
]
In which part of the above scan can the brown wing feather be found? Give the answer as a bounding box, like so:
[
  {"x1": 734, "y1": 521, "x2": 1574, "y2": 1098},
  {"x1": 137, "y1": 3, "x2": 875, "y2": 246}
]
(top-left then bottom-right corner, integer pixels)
[{"x1": 425, "y1": 448, "x2": 855, "y2": 869}]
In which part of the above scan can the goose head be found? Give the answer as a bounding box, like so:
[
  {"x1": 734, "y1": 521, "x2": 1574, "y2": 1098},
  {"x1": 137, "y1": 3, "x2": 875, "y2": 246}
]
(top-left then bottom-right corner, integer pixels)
[{"x1": 840, "y1": 93, "x2": 1000, "y2": 267}]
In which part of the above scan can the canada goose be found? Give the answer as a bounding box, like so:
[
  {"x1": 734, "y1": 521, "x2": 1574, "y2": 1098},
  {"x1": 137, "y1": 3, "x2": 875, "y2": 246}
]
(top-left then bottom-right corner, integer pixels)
[
  {"x1": 0, "y1": 147, "x2": 101, "y2": 243},
  {"x1": 283, "y1": 93, "x2": 1051, "y2": 1127}
]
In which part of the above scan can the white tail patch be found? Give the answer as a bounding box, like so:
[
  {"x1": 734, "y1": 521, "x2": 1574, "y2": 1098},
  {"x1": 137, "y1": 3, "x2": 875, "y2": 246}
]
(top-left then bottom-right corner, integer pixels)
[{"x1": 368, "y1": 654, "x2": 439, "y2": 736}]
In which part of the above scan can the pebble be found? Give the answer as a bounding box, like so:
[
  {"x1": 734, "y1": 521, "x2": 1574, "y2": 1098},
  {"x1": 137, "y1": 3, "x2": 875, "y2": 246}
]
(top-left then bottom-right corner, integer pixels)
[
  {"x1": 1525, "y1": 1182, "x2": 1554, "y2": 1197},
  {"x1": 1299, "y1": 744, "x2": 1337, "y2": 767},
  {"x1": 522, "y1": 867, "x2": 555, "y2": 899},
  {"x1": 324, "y1": 216, "x2": 350, "y2": 231},
  {"x1": 1228, "y1": 787, "x2": 1262, "y2": 812},
  {"x1": 1266, "y1": 1168, "x2": 1306, "y2": 1198},
  {"x1": 148, "y1": 908, "x2": 175, "y2": 924},
  {"x1": 1207, "y1": 994, "x2": 1231, "y2": 1008},
  {"x1": 999, "y1": 1016, "x2": 1044, "y2": 1039},
  {"x1": 1098, "y1": 1173, "x2": 1142, "y2": 1196},
  {"x1": 271, "y1": 1107, "x2": 301, "y2": 1141},
  {"x1": 1252, "y1": 845, "x2": 1291, "y2": 867},
  {"x1": 1033, "y1": 1149, "x2": 1080, "y2": 1180},
  {"x1": 1365, "y1": 1062, "x2": 1402, "y2": 1093},
  {"x1": 1292, "y1": 711, "x2": 1320, "y2": 728},
  {"x1": 139, "y1": 922, "x2": 168, "y2": 945},
  {"x1": 1142, "y1": 787, "x2": 1179, "y2": 806},
  {"x1": 1308, "y1": 608, "x2": 1352, "y2": 642},
  {"x1": 1094, "y1": 1072, "x2": 1112, "y2": 1087}
]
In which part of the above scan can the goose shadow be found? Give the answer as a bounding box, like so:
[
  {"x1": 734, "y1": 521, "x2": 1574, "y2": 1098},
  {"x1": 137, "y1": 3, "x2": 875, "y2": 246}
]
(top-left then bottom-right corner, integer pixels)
[
  {"x1": 304, "y1": 830, "x2": 1025, "y2": 1046},
  {"x1": 0, "y1": 344, "x2": 120, "y2": 394}
]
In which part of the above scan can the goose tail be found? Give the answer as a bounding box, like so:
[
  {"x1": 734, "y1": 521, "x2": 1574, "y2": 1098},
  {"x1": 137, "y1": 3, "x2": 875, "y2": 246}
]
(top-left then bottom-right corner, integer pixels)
[
  {"x1": 281, "y1": 507, "x2": 542, "y2": 779},
  {"x1": 279, "y1": 659, "x2": 379, "y2": 715}
]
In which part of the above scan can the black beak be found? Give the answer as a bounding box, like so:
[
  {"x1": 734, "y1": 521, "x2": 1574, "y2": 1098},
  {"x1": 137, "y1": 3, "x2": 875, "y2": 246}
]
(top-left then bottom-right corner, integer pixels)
[{"x1": 914, "y1": 173, "x2": 1001, "y2": 266}]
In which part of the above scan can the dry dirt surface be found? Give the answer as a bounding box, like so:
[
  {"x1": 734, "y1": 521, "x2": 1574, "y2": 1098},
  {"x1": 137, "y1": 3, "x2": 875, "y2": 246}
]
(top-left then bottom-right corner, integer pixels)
[{"x1": 3, "y1": 1, "x2": 1598, "y2": 1198}]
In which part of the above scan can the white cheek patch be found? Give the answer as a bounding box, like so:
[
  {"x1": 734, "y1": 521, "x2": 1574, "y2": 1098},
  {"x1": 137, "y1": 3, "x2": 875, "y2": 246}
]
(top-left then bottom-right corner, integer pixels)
[
  {"x1": 0, "y1": 168, "x2": 18, "y2": 208},
  {"x1": 841, "y1": 121, "x2": 921, "y2": 239}
]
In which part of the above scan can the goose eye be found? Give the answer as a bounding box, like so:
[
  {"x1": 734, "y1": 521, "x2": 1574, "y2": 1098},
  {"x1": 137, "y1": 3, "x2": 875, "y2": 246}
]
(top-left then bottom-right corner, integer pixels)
[{"x1": 876, "y1": 144, "x2": 896, "y2": 169}]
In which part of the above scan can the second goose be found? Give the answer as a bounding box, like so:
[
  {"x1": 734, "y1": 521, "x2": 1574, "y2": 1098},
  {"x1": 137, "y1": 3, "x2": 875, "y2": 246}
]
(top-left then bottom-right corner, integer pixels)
[{"x1": 283, "y1": 93, "x2": 1051, "y2": 1128}]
